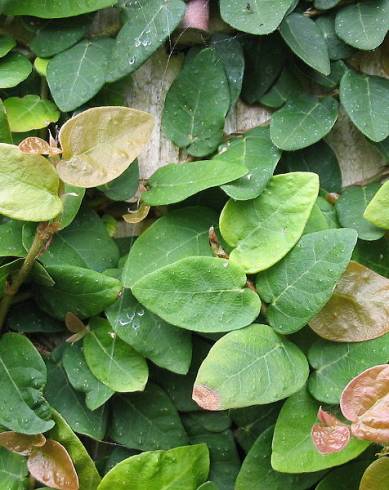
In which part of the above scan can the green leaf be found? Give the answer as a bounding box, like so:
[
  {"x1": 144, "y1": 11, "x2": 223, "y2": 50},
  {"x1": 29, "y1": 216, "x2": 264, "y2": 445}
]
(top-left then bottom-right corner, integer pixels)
[
  {"x1": 97, "y1": 444, "x2": 210, "y2": 490},
  {"x1": 363, "y1": 180, "x2": 389, "y2": 229},
  {"x1": 219, "y1": 0, "x2": 295, "y2": 35},
  {"x1": 162, "y1": 48, "x2": 230, "y2": 157},
  {"x1": 236, "y1": 426, "x2": 324, "y2": 490},
  {"x1": 132, "y1": 256, "x2": 261, "y2": 333},
  {"x1": 308, "y1": 333, "x2": 389, "y2": 404},
  {"x1": 4, "y1": 96, "x2": 59, "y2": 132},
  {"x1": 0, "y1": 53, "x2": 32, "y2": 88},
  {"x1": 0, "y1": 259, "x2": 22, "y2": 297},
  {"x1": 335, "y1": 183, "x2": 385, "y2": 240},
  {"x1": 193, "y1": 324, "x2": 308, "y2": 410},
  {"x1": 280, "y1": 13, "x2": 330, "y2": 75},
  {"x1": 256, "y1": 229, "x2": 358, "y2": 334},
  {"x1": 220, "y1": 172, "x2": 319, "y2": 273},
  {"x1": 142, "y1": 159, "x2": 247, "y2": 206},
  {"x1": 283, "y1": 140, "x2": 342, "y2": 193},
  {"x1": 271, "y1": 388, "x2": 370, "y2": 473},
  {"x1": 0, "y1": 99, "x2": 11, "y2": 143},
  {"x1": 62, "y1": 343, "x2": 113, "y2": 411},
  {"x1": 47, "y1": 38, "x2": 114, "y2": 112},
  {"x1": 316, "y1": 14, "x2": 354, "y2": 60},
  {"x1": 353, "y1": 237, "x2": 389, "y2": 277},
  {"x1": 7, "y1": 301, "x2": 64, "y2": 333},
  {"x1": 98, "y1": 161, "x2": 139, "y2": 202},
  {"x1": 316, "y1": 460, "x2": 371, "y2": 490},
  {"x1": 340, "y1": 70, "x2": 389, "y2": 142},
  {"x1": 198, "y1": 483, "x2": 218, "y2": 490},
  {"x1": 45, "y1": 358, "x2": 107, "y2": 440},
  {"x1": 106, "y1": 290, "x2": 192, "y2": 375},
  {"x1": 0, "y1": 447, "x2": 28, "y2": 490},
  {"x1": 4, "y1": 0, "x2": 117, "y2": 18},
  {"x1": 314, "y1": 0, "x2": 341, "y2": 8},
  {"x1": 183, "y1": 411, "x2": 231, "y2": 434},
  {"x1": 270, "y1": 94, "x2": 338, "y2": 151},
  {"x1": 35, "y1": 265, "x2": 122, "y2": 320},
  {"x1": 0, "y1": 333, "x2": 54, "y2": 434},
  {"x1": 83, "y1": 317, "x2": 148, "y2": 393},
  {"x1": 122, "y1": 206, "x2": 216, "y2": 287},
  {"x1": 0, "y1": 220, "x2": 24, "y2": 257},
  {"x1": 0, "y1": 35, "x2": 15, "y2": 58},
  {"x1": 219, "y1": 126, "x2": 281, "y2": 200},
  {"x1": 335, "y1": 0, "x2": 389, "y2": 51},
  {"x1": 107, "y1": 0, "x2": 185, "y2": 82},
  {"x1": 110, "y1": 383, "x2": 188, "y2": 450},
  {"x1": 48, "y1": 410, "x2": 102, "y2": 490},
  {"x1": 259, "y1": 67, "x2": 302, "y2": 109},
  {"x1": 58, "y1": 184, "x2": 85, "y2": 230}
]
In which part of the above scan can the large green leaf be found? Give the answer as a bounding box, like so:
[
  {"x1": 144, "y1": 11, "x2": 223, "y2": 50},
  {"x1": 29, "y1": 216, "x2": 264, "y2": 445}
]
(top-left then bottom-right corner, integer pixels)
[
  {"x1": 4, "y1": 0, "x2": 117, "y2": 18},
  {"x1": 0, "y1": 144, "x2": 61, "y2": 220},
  {"x1": 83, "y1": 318, "x2": 148, "y2": 393},
  {"x1": 193, "y1": 324, "x2": 308, "y2": 410},
  {"x1": 256, "y1": 229, "x2": 357, "y2": 334},
  {"x1": 107, "y1": 0, "x2": 185, "y2": 82},
  {"x1": 110, "y1": 383, "x2": 188, "y2": 450},
  {"x1": 35, "y1": 265, "x2": 122, "y2": 320},
  {"x1": 4, "y1": 96, "x2": 59, "y2": 132},
  {"x1": 364, "y1": 180, "x2": 389, "y2": 229},
  {"x1": 270, "y1": 95, "x2": 338, "y2": 150},
  {"x1": 236, "y1": 426, "x2": 324, "y2": 490},
  {"x1": 47, "y1": 38, "x2": 114, "y2": 112},
  {"x1": 219, "y1": 0, "x2": 295, "y2": 35},
  {"x1": 132, "y1": 256, "x2": 261, "y2": 333},
  {"x1": 219, "y1": 126, "x2": 281, "y2": 200},
  {"x1": 280, "y1": 13, "x2": 330, "y2": 75},
  {"x1": 340, "y1": 70, "x2": 389, "y2": 142},
  {"x1": 0, "y1": 447, "x2": 28, "y2": 490},
  {"x1": 271, "y1": 388, "x2": 370, "y2": 473},
  {"x1": 162, "y1": 48, "x2": 230, "y2": 157},
  {"x1": 106, "y1": 290, "x2": 192, "y2": 375},
  {"x1": 0, "y1": 333, "x2": 53, "y2": 435},
  {"x1": 308, "y1": 333, "x2": 389, "y2": 404},
  {"x1": 142, "y1": 159, "x2": 247, "y2": 206},
  {"x1": 0, "y1": 53, "x2": 32, "y2": 88},
  {"x1": 220, "y1": 172, "x2": 319, "y2": 273},
  {"x1": 122, "y1": 206, "x2": 216, "y2": 287},
  {"x1": 97, "y1": 444, "x2": 209, "y2": 490},
  {"x1": 335, "y1": 0, "x2": 389, "y2": 50},
  {"x1": 335, "y1": 183, "x2": 385, "y2": 240},
  {"x1": 0, "y1": 220, "x2": 24, "y2": 257}
]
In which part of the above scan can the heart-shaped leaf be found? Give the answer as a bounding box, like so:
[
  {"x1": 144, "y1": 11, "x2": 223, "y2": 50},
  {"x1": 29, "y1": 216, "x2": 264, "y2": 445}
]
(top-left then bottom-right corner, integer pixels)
[
  {"x1": 4, "y1": 96, "x2": 59, "y2": 132},
  {"x1": 364, "y1": 180, "x2": 389, "y2": 229},
  {"x1": 311, "y1": 407, "x2": 351, "y2": 454}
]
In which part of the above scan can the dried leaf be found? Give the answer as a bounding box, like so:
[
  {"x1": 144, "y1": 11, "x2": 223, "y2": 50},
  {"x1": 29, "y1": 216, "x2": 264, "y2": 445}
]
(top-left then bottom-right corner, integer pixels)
[
  {"x1": 122, "y1": 203, "x2": 150, "y2": 224},
  {"x1": 64, "y1": 312, "x2": 86, "y2": 334},
  {"x1": 19, "y1": 137, "x2": 62, "y2": 157},
  {"x1": 311, "y1": 408, "x2": 351, "y2": 454},
  {"x1": 0, "y1": 432, "x2": 46, "y2": 455}
]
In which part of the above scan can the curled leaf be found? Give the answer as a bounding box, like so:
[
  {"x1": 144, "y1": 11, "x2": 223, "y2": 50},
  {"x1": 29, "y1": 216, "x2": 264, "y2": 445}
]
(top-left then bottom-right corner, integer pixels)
[
  {"x1": 28, "y1": 439, "x2": 79, "y2": 490},
  {"x1": 311, "y1": 408, "x2": 351, "y2": 454},
  {"x1": 19, "y1": 137, "x2": 62, "y2": 157},
  {"x1": 0, "y1": 432, "x2": 46, "y2": 455},
  {"x1": 122, "y1": 203, "x2": 150, "y2": 224}
]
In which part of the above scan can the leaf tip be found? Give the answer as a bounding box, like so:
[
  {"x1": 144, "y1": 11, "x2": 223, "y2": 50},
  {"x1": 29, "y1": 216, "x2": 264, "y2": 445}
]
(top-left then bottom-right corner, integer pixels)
[{"x1": 192, "y1": 384, "x2": 221, "y2": 411}]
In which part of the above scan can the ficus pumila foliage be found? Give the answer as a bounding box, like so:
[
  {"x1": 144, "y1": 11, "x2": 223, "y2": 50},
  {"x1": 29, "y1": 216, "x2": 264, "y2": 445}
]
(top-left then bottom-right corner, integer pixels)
[{"x1": 0, "y1": 0, "x2": 387, "y2": 489}]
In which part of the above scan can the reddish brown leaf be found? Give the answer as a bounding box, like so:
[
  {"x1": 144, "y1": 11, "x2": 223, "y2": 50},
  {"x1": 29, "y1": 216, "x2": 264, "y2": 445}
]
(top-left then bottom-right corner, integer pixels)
[
  {"x1": 28, "y1": 439, "x2": 79, "y2": 490},
  {"x1": 311, "y1": 408, "x2": 351, "y2": 454},
  {"x1": 309, "y1": 261, "x2": 389, "y2": 342},
  {"x1": 65, "y1": 312, "x2": 86, "y2": 334},
  {"x1": 18, "y1": 137, "x2": 62, "y2": 156},
  {"x1": 0, "y1": 432, "x2": 46, "y2": 455},
  {"x1": 192, "y1": 384, "x2": 221, "y2": 410},
  {"x1": 359, "y1": 457, "x2": 389, "y2": 490}
]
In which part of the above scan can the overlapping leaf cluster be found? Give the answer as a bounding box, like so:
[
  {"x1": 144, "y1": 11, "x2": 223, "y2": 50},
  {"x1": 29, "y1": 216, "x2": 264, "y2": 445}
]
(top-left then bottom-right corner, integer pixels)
[{"x1": 0, "y1": 0, "x2": 388, "y2": 489}]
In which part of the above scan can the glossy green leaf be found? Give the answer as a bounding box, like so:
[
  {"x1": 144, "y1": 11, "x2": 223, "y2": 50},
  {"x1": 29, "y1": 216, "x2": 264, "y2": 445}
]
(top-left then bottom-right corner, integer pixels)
[
  {"x1": 220, "y1": 0, "x2": 295, "y2": 35},
  {"x1": 0, "y1": 35, "x2": 15, "y2": 58},
  {"x1": 0, "y1": 53, "x2": 32, "y2": 88},
  {"x1": 162, "y1": 48, "x2": 230, "y2": 157},
  {"x1": 4, "y1": 96, "x2": 59, "y2": 132},
  {"x1": 0, "y1": 220, "x2": 24, "y2": 257},
  {"x1": 335, "y1": 183, "x2": 385, "y2": 240},
  {"x1": 0, "y1": 447, "x2": 28, "y2": 490},
  {"x1": 236, "y1": 426, "x2": 324, "y2": 490},
  {"x1": 110, "y1": 383, "x2": 188, "y2": 450},
  {"x1": 58, "y1": 184, "x2": 85, "y2": 230},
  {"x1": 48, "y1": 410, "x2": 101, "y2": 490},
  {"x1": 316, "y1": 15, "x2": 354, "y2": 60},
  {"x1": 0, "y1": 333, "x2": 54, "y2": 434},
  {"x1": 259, "y1": 67, "x2": 302, "y2": 109},
  {"x1": 219, "y1": 126, "x2": 281, "y2": 200},
  {"x1": 142, "y1": 159, "x2": 247, "y2": 206},
  {"x1": 271, "y1": 388, "x2": 370, "y2": 473},
  {"x1": 107, "y1": 0, "x2": 185, "y2": 82},
  {"x1": 132, "y1": 256, "x2": 261, "y2": 333},
  {"x1": 340, "y1": 70, "x2": 389, "y2": 142},
  {"x1": 106, "y1": 290, "x2": 192, "y2": 375},
  {"x1": 270, "y1": 95, "x2": 338, "y2": 151},
  {"x1": 193, "y1": 324, "x2": 308, "y2": 410},
  {"x1": 335, "y1": 0, "x2": 389, "y2": 50},
  {"x1": 4, "y1": 0, "x2": 116, "y2": 17},
  {"x1": 283, "y1": 140, "x2": 342, "y2": 193},
  {"x1": 364, "y1": 180, "x2": 389, "y2": 229},
  {"x1": 256, "y1": 229, "x2": 357, "y2": 334},
  {"x1": 97, "y1": 161, "x2": 139, "y2": 202},
  {"x1": 47, "y1": 38, "x2": 114, "y2": 112},
  {"x1": 182, "y1": 411, "x2": 231, "y2": 434},
  {"x1": 308, "y1": 333, "x2": 389, "y2": 404},
  {"x1": 220, "y1": 172, "x2": 319, "y2": 273},
  {"x1": 62, "y1": 343, "x2": 113, "y2": 411},
  {"x1": 83, "y1": 318, "x2": 148, "y2": 393},
  {"x1": 122, "y1": 206, "x2": 216, "y2": 287},
  {"x1": 35, "y1": 265, "x2": 122, "y2": 320},
  {"x1": 97, "y1": 444, "x2": 209, "y2": 490}
]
